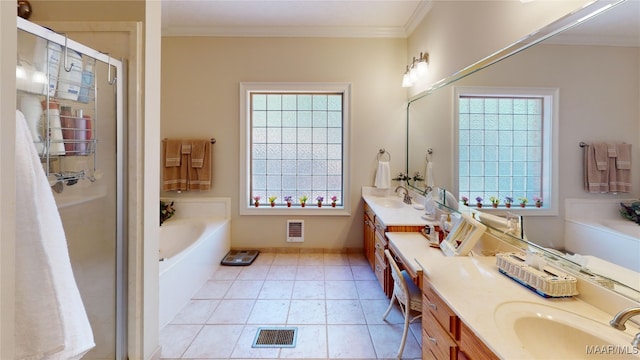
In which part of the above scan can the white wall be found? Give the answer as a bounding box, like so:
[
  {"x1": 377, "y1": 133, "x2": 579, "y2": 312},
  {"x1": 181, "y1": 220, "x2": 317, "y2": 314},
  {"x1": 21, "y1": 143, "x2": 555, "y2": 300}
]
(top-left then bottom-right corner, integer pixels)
[
  {"x1": 161, "y1": 36, "x2": 408, "y2": 250},
  {"x1": 407, "y1": 0, "x2": 590, "y2": 95}
]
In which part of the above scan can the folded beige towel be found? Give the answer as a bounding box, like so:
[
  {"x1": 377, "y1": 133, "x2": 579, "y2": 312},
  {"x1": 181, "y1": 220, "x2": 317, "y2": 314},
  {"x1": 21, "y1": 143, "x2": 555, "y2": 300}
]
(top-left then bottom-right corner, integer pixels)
[
  {"x1": 593, "y1": 142, "x2": 608, "y2": 171},
  {"x1": 164, "y1": 139, "x2": 181, "y2": 167},
  {"x1": 163, "y1": 140, "x2": 188, "y2": 191},
  {"x1": 609, "y1": 143, "x2": 631, "y2": 193},
  {"x1": 584, "y1": 144, "x2": 609, "y2": 193},
  {"x1": 616, "y1": 143, "x2": 631, "y2": 170},
  {"x1": 607, "y1": 144, "x2": 618, "y2": 158},
  {"x1": 181, "y1": 143, "x2": 192, "y2": 154},
  {"x1": 189, "y1": 140, "x2": 211, "y2": 191},
  {"x1": 191, "y1": 140, "x2": 208, "y2": 169}
]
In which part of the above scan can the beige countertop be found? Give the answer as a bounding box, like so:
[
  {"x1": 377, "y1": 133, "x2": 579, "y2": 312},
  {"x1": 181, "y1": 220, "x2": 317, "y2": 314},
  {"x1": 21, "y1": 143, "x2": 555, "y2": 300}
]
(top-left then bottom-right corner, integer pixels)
[
  {"x1": 362, "y1": 187, "x2": 429, "y2": 227},
  {"x1": 386, "y1": 232, "x2": 640, "y2": 359}
]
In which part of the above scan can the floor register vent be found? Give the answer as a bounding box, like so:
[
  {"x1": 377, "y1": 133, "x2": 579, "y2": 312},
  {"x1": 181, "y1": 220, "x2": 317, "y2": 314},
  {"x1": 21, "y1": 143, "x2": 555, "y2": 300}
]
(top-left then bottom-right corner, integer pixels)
[
  {"x1": 252, "y1": 327, "x2": 297, "y2": 348},
  {"x1": 287, "y1": 220, "x2": 304, "y2": 242}
]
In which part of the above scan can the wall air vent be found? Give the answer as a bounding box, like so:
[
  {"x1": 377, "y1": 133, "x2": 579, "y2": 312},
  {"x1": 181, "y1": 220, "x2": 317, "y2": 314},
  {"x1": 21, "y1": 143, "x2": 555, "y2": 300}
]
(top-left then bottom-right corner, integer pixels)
[{"x1": 286, "y1": 220, "x2": 304, "y2": 242}]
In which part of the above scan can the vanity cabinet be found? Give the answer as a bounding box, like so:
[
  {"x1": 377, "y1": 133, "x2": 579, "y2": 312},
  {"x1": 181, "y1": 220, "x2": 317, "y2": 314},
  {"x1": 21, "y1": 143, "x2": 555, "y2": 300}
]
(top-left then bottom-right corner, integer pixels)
[
  {"x1": 362, "y1": 199, "x2": 423, "y2": 297},
  {"x1": 363, "y1": 204, "x2": 376, "y2": 269},
  {"x1": 422, "y1": 276, "x2": 498, "y2": 360}
]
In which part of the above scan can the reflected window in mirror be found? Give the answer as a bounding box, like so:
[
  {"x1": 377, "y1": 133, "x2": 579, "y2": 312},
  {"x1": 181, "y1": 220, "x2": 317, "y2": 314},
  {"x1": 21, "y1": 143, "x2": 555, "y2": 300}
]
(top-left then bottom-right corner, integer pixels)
[{"x1": 455, "y1": 87, "x2": 557, "y2": 212}]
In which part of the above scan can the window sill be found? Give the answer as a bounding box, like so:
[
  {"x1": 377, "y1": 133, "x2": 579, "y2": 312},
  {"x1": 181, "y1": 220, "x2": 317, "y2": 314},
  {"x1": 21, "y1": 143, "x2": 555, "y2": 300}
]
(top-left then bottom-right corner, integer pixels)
[
  {"x1": 239, "y1": 206, "x2": 351, "y2": 216},
  {"x1": 476, "y1": 206, "x2": 558, "y2": 216}
]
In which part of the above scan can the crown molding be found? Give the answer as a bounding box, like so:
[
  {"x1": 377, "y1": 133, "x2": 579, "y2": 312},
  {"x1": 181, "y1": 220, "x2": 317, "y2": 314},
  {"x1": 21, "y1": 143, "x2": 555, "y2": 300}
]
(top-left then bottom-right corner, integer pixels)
[{"x1": 162, "y1": 25, "x2": 410, "y2": 38}]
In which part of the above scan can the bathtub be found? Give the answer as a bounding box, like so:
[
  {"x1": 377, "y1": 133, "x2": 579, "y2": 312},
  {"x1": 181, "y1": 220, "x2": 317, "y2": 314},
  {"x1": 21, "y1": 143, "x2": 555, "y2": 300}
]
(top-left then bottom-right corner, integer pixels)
[
  {"x1": 564, "y1": 198, "x2": 640, "y2": 273},
  {"x1": 158, "y1": 197, "x2": 230, "y2": 328}
]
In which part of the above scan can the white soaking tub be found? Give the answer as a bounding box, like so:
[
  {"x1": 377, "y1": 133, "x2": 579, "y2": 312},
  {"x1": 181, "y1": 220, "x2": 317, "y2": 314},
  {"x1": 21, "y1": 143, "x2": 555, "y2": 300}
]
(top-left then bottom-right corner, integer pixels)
[
  {"x1": 565, "y1": 198, "x2": 640, "y2": 273},
  {"x1": 159, "y1": 197, "x2": 230, "y2": 328}
]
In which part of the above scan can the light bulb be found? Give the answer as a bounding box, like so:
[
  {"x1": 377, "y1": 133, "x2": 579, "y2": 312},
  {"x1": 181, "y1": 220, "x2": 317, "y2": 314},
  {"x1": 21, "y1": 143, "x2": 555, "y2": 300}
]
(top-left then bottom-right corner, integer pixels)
[
  {"x1": 409, "y1": 66, "x2": 418, "y2": 83},
  {"x1": 401, "y1": 73, "x2": 412, "y2": 88},
  {"x1": 416, "y1": 59, "x2": 428, "y2": 77}
]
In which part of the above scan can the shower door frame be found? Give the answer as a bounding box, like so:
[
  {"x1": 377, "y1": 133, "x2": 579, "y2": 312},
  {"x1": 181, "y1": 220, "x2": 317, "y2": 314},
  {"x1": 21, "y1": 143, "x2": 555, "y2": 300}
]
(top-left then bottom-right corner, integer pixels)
[{"x1": 17, "y1": 17, "x2": 126, "y2": 360}]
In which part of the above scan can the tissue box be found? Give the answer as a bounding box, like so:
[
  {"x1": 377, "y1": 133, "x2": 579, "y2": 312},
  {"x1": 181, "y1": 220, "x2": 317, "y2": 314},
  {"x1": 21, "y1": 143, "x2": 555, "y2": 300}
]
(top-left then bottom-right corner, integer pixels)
[{"x1": 496, "y1": 252, "x2": 578, "y2": 298}]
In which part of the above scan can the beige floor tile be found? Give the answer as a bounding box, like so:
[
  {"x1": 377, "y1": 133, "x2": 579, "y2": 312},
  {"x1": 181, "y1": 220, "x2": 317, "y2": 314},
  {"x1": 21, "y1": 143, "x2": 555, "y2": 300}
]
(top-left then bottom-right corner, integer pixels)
[
  {"x1": 347, "y1": 253, "x2": 369, "y2": 266},
  {"x1": 224, "y1": 280, "x2": 264, "y2": 299},
  {"x1": 182, "y1": 324, "x2": 244, "y2": 359},
  {"x1": 291, "y1": 280, "x2": 325, "y2": 299},
  {"x1": 368, "y1": 323, "x2": 422, "y2": 359},
  {"x1": 351, "y1": 265, "x2": 377, "y2": 281},
  {"x1": 326, "y1": 299, "x2": 366, "y2": 324},
  {"x1": 287, "y1": 299, "x2": 326, "y2": 324},
  {"x1": 327, "y1": 325, "x2": 377, "y2": 359},
  {"x1": 323, "y1": 253, "x2": 350, "y2": 265},
  {"x1": 258, "y1": 280, "x2": 294, "y2": 299},
  {"x1": 170, "y1": 300, "x2": 220, "y2": 325},
  {"x1": 237, "y1": 265, "x2": 271, "y2": 280},
  {"x1": 210, "y1": 266, "x2": 242, "y2": 280},
  {"x1": 247, "y1": 299, "x2": 290, "y2": 324},
  {"x1": 279, "y1": 325, "x2": 328, "y2": 359},
  {"x1": 325, "y1": 281, "x2": 359, "y2": 300},
  {"x1": 206, "y1": 299, "x2": 255, "y2": 324},
  {"x1": 324, "y1": 266, "x2": 354, "y2": 280},
  {"x1": 272, "y1": 253, "x2": 300, "y2": 266},
  {"x1": 295, "y1": 265, "x2": 325, "y2": 280},
  {"x1": 297, "y1": 253, "x2": 325, "y2": 265},
  {"x1": 267, "y1": 265, "x2": 297, "y2": 280},
  {"x1": 355, "y1": 280, "x2": 388, "y2": 300},
  {"x1": 360, "y1": 299, "x2": 404, "y2": 325},
  {"x1": 159, "y1": 324, "x2": 202, "y2": 358},
  {"x1": 230, "y1": 324, "x2": 281, "y2": 359},
  {"x1": 252, "y1": 252, "x2": 276, "y2": 266},
  {"x1": 192, "y1": 280, "x2": 233, "y2": 299}
]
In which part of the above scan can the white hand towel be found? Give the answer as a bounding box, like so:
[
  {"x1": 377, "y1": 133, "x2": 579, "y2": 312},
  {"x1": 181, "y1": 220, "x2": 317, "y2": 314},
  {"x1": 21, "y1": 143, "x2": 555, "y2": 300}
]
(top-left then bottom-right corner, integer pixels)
[
  {"x1": 426, "y1": 161, "x2": 435, "y2": 189},
  {"x1": 15, "y1": 110, "x2": 95, "y2": 360},
  {"x1": 374, "y1": 160, "x2": 391, "y2": 189}
]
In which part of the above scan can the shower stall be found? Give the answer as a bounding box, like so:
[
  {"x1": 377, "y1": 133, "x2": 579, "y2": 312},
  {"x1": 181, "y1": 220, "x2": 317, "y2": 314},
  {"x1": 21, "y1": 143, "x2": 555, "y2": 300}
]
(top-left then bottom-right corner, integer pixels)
[{"x1": 17, "y1": 18, "x2": 126, "y2": 359}]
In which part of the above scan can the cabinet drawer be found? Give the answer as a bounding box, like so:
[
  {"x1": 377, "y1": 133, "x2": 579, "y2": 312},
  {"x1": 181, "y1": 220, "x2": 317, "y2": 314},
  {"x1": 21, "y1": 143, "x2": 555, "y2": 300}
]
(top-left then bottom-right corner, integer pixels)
[
  {"x1": 422, "y1": 309, "x2": 458, "y2": 360},
  {"x1": 423, "y1": 286, "x2": 459, "y2": 339},
  {"x1": 374, "y1": 230, "x2": 387, "y2": 260},
  {"x1": 374, "y1": 216, "x2": 386, "y2": 234},
  {"x1": 374, "y1": 251, "x2": 386, "y2": 290},
  {"x1": 364, "y1": 202, "x2": 376, "y2": 222}
]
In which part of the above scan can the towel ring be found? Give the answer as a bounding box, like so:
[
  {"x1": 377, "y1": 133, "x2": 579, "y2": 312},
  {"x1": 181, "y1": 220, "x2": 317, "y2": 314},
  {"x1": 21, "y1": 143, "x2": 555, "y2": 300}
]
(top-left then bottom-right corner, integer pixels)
[{"x1": 377, "y1": 149, "x2": 391, "y2": 161}]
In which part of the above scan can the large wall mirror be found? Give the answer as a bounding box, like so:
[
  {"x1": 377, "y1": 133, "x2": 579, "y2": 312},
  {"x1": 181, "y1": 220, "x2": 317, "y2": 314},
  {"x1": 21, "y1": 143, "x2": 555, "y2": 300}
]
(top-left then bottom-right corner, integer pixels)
[{"x1": 406, "y1": 0, "x2": 639, "y2": 300}]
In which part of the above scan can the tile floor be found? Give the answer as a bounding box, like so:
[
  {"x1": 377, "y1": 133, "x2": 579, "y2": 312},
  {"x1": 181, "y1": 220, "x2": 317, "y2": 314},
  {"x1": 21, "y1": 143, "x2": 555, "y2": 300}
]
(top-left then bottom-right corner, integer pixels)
[{"x1": 159, "y1": 252, "x2": 422, "y2": 359}]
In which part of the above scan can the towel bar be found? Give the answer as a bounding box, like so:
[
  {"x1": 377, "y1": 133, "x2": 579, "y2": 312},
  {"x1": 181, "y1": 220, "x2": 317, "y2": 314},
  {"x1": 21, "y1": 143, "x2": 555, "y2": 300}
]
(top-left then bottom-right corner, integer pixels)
[{"x1": 163, "y1": 137, "x2": 216, "y2": 144}]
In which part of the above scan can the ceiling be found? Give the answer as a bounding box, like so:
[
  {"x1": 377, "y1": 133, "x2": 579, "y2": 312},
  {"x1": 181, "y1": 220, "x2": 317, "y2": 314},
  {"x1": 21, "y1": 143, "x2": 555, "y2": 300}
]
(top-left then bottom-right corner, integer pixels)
[{"x1": 161, "y1": 0, "x2": 432, "y2": 38}]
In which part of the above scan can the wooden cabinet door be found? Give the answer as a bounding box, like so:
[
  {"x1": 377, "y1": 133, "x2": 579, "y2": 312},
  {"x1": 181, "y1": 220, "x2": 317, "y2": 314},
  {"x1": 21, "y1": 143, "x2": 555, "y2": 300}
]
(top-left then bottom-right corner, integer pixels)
[{"x1": 363, "y1": 212, "x2": 375, "y2": 270}]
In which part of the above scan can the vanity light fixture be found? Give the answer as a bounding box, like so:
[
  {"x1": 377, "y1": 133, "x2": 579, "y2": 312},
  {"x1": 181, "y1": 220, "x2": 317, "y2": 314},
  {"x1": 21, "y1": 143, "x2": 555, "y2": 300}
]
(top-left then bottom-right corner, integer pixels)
[{"x1": 402, "y1": 52, "x2": 429, "y2": 88}]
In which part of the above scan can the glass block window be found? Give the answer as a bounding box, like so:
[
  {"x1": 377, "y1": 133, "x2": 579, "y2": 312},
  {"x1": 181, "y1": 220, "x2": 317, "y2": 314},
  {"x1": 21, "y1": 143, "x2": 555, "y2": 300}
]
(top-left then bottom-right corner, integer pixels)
[
  {"x1": 240, "y1": 83, "x2": 350, "y2": 213},
  {"x1": 455, "y1": 87, "x2": 556, "y2": 209}
]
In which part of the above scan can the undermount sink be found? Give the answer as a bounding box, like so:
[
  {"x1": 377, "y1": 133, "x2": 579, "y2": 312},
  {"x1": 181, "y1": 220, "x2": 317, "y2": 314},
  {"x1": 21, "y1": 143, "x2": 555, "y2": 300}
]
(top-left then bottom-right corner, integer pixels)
[
  {"x1": 494, "y1": 301, "x2": 638, "y2": 359},
  {"x1": 372, "y1": 198, "x2": 405, "y2": 209}
]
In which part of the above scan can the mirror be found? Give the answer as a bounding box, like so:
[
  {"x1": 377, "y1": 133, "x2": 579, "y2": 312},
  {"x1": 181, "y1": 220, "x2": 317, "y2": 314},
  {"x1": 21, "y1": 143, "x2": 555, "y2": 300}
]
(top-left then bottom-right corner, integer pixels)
[{"x1": 406, "y1": 0, "x2": 639, "y2": 301}]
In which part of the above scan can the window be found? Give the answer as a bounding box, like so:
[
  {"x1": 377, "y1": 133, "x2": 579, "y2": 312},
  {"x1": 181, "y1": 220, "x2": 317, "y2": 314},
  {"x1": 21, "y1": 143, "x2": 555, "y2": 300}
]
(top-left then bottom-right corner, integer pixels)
[
  {"x1": 454, "y1": 87, "x2": 558, "y2": 214},
  {"x1": 240, "y1": 83, "x2": 351, "y2": 215}
]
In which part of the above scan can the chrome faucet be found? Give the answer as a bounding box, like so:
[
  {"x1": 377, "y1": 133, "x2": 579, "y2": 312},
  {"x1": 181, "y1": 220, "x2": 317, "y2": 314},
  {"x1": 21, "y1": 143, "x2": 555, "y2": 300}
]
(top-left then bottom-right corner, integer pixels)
[
  {"x1": 395, "y1": 186, "x2": 412, "y2": 205},
  {"x1": 610, "y1": 307, "x2": 640, "y2": 347}
]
